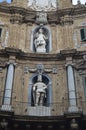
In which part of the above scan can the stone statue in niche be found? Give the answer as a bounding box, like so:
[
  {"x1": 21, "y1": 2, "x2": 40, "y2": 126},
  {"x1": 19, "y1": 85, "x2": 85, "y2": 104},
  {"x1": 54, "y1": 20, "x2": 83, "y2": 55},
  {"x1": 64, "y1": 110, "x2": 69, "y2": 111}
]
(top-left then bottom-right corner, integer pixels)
[
  {"x1": 34, "y1": 28, "x2": 48, "y2": 53},
  {"x1": 32, "y1": 74, "x2": 47, "y2": 106}
]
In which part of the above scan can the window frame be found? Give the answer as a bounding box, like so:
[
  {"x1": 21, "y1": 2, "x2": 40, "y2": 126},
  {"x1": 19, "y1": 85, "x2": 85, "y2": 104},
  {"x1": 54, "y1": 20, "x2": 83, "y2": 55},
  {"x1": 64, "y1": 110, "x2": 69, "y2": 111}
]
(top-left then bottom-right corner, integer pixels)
[
  {"x1": 82, "y1": 76, "x2": 86, "y2": 100},
  {"x1": 0, "y1": 28, "x2": 2, "y2": 38},
  {"x1": 80, "y1": 27, "x2": 86, "y2": 42}
]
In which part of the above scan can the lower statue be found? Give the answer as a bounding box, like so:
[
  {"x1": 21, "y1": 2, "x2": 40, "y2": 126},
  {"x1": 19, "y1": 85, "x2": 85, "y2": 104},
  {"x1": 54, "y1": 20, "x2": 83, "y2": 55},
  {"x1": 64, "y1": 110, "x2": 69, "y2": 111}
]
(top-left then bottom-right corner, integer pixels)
[{"x1": 33, "y1": 74, "x2": 47, "y2": 106}]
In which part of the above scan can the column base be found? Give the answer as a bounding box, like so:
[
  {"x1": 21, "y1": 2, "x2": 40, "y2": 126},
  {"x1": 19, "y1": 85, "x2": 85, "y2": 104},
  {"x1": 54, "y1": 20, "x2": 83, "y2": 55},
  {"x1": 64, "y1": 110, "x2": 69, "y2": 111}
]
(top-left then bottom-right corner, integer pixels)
[
  {"x1": 68, "y1": 106, "x2": 78, "y2": 112},
  {"x1": 26, "y1": 106, "x2": 51, "y2": 116},
  {"x1": 1, "y1": 104, "x2": 12, "y2": 111}
]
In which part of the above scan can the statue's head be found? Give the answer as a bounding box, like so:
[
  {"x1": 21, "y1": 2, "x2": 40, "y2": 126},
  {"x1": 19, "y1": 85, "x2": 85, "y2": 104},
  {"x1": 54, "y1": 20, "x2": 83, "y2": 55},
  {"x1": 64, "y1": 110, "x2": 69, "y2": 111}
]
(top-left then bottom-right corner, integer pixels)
[
  {"x1": 37, "y1": 74, "x2": 42, "y2": 82},
  {"x1": 39, "y1": 28, "x2": 43, "y2": 33}
]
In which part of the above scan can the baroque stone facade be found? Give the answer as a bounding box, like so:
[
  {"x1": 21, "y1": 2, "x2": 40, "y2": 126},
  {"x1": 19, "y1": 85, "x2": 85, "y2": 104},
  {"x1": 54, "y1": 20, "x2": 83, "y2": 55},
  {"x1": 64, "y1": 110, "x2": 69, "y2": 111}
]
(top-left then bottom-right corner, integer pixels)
[{"x1": 0, "y1": 0, "x2": 86, "y2": 130}]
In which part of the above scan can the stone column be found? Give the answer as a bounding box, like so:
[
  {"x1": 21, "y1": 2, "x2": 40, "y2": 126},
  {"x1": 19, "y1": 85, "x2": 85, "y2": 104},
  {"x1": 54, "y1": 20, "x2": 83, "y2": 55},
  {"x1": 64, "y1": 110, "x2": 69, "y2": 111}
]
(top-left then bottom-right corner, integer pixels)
[
  {"x1": 67, "y1": 65, "x2": 78, "y2": 112},
  {"x1": 1, "y1": 64, "x2": 15, "y2": 111}
]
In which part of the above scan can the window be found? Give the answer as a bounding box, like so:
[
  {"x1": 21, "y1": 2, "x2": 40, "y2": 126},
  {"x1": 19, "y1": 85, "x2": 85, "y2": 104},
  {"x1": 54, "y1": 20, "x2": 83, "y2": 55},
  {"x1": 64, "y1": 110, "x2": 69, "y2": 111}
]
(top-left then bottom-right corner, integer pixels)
[
  {"x1": 83, "y1": 76, "x2": 86, "y2": 99},
  {"x1": 80, "y1": 28, "x2": 86, "y2": 42},
  {"x1": 0, "y1": 28, "x2": 2, "y2": 38}
]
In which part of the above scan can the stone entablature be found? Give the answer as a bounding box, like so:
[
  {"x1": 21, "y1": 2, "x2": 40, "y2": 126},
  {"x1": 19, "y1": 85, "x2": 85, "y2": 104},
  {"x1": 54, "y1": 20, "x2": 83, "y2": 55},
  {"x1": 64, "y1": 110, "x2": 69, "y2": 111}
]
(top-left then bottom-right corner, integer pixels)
[
  {"x1": 0, "y1": 48, "x2": 85, "y2": 61},
  {"x1": 0, "y1": 4, "x2": 86, "y2": 25}
]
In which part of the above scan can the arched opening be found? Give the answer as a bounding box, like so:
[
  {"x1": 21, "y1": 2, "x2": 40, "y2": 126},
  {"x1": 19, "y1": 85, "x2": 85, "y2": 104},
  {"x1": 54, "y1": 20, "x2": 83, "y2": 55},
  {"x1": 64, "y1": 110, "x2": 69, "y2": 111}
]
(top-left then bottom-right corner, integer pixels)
[
  {"x1": 28, "y1": 74, "x2": 52, "y2": 107},
  {"x1": 31, "y1": 26, "x2": 52, "y2": 53}
]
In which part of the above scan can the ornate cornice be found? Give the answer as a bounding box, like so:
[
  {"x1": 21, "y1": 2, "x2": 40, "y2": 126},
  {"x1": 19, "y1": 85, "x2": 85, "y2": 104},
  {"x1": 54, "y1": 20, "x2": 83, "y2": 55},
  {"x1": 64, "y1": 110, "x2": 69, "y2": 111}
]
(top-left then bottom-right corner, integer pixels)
[
  {"x1": 0, "y1": 48, "x2": 63, "y2": 61},
  {"x1": 60, "y1": 15, "x2": 73, "y2": 25},
  {"x1": 60, "y1": 49, "x2": 77, "y2": 57},
  {"x1": 0, "y1": 48, "x2": 86, "y2": 62},
  {"x1": 10, "y1": 13, "x2": 23, "y2": 24},
  {"x1": 0, "y1": 4, "x2": 86, "y2": 24},
  {"x1": 56, "y1": 6, "x2": 86, "y2": 16}
]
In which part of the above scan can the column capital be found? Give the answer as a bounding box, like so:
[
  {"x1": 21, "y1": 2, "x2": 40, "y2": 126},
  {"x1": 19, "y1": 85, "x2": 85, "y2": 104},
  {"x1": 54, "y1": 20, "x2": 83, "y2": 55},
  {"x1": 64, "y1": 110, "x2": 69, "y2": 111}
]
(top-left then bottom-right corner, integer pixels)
[
  {"x1": 5, "y1": 56, "x2": 17, "y2": 66},
  {"x1": 6, "y1": 62, "x2": 17, "y2": 66},
  {"x1": 66, "y1": 57, "x2": 72, "y2": 64},
  {"x1": 65, "y1": 63, "x2": 75, "y2": 67}
]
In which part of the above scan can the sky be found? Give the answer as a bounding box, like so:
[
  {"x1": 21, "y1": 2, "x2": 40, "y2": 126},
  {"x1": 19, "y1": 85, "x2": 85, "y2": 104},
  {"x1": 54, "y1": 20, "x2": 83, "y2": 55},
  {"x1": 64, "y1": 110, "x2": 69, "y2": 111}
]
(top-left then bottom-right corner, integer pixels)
[
  {"x1": 72, "y1": 0, "x2": 86, "y2": 4},
  {"x1": 0, "y1": 0, "x2": 86, "y2": 5},
  {"x1": 0, "y1": 0, "x2": 11, "y2": 3}
]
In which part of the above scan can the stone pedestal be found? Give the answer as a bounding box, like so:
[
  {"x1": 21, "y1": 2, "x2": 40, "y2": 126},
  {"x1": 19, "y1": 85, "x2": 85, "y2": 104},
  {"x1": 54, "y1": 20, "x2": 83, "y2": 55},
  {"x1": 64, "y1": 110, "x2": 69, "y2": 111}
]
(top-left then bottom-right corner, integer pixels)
[
  {"x1": 27, "y1": 106, "x2": 51, "y2": 116},
  {"x1": 36, "y1": 48, "x2": 46, "y2": 53},
  {"x1": 1, "y1": 104, "x2": 12, "y2": 111}
]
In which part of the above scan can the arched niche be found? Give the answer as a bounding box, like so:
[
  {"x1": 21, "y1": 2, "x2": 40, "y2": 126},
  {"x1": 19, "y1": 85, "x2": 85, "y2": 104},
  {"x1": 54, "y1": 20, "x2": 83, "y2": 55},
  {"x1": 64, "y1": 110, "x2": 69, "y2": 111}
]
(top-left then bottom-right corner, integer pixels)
[
  {"x1": 30, "y1": 26, "x2": 52, "y2": 53},
  {"x1": 28, "y1": 73, "x2": 52, "y2": 107}
]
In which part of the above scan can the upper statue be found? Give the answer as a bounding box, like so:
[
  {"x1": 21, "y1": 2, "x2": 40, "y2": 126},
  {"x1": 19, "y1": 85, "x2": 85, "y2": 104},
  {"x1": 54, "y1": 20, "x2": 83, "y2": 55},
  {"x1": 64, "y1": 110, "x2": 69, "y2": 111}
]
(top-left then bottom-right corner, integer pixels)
[
  {"x1": 28, "y1": 0, "x2": 57, "y2": 11},
  {"x1": 34, "y1": 28, "x2": 48, "y2": 53}
]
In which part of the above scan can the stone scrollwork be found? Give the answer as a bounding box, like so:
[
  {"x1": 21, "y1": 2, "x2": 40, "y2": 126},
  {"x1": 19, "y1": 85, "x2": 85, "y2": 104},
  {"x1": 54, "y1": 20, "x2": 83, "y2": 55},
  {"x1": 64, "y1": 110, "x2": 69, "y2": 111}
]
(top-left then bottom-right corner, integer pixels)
[
  {"x1": 74, "y1": 55, "x2": 86, "y2": 71},
  {"x1": 10, "y1": 14, "x2": 23, "y2": 24},
  {"x1": 36, "y1": 12, "x2": 48, "y2": 24},
  {"x1": 24, "y1": 66, "x2": 29, "y2": 73},
  {"x1": 61, "y1": 15, "x2": 73, "y2": 25},
  {"x1": 52, "y1": 67, "x2": 57, "y2": 74},
  {"x1": 83, "y1": 55, "x2": 86, "y2": 61},
  {"x1": 24, "y1": 64, "x2": 57, "y2": 74}
]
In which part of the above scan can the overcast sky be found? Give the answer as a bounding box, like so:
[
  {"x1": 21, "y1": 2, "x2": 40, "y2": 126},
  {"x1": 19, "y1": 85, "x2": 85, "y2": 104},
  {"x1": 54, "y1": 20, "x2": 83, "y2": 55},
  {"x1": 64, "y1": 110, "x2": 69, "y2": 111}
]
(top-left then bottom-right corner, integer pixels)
[
  {"x1": 73, "y1": 0, "x2": 86, "y2": 4},
  {"x1": 0, "y1": 0, "x2": 86, "y2": 4}
]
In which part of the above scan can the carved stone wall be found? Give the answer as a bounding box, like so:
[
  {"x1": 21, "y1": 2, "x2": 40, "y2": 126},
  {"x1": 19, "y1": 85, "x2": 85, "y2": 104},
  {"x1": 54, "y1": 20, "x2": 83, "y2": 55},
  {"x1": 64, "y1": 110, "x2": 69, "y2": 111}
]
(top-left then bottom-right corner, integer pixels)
[{"x1": 0, "y1": 0, "x2": 86, "y2": 117}]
